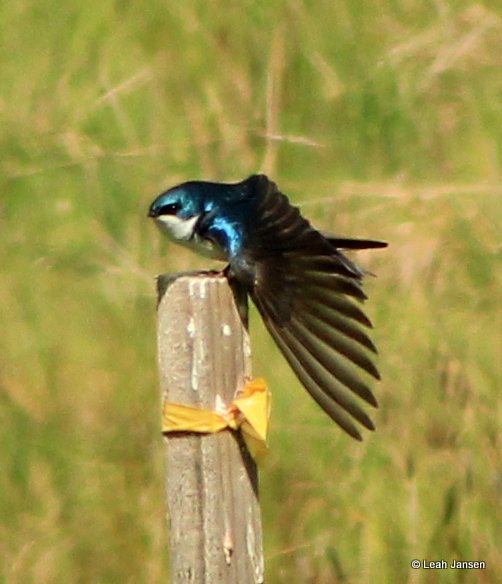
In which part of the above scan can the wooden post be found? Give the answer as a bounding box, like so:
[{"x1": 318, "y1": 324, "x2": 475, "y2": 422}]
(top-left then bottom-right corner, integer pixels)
[{"x1": 156, "y1": 272, "x2": 264, "y2": 584}]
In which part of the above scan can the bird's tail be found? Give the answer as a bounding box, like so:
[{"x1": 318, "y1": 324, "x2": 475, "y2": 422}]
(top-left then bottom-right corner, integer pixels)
[{"x1": 323, "y1": 236, "x2": 388, "y2": 250}]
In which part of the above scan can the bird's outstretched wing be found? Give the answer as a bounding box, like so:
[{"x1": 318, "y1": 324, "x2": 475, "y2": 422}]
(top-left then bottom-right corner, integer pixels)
[{"x1": 229, "y1": 176, "x2": 386, "y2": 440}]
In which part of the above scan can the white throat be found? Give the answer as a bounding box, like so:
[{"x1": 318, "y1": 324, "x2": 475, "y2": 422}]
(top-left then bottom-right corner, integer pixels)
[
  {"x1": 156, "y1": 214, "x2": 200, "y2": 241},
  {"x1": 154, "y1": 214, "x2": 226, "y2": 260}
]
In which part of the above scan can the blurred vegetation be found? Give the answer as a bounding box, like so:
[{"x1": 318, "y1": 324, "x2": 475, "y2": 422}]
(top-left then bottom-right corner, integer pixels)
[{"x1": 1, "y1": 0, "x2": 501, "y2": 582}]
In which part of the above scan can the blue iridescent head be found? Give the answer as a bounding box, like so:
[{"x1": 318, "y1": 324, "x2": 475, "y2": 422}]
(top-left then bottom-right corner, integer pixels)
[{"x1": 148, "y1": 182, "x2": 209, "y2": 220}]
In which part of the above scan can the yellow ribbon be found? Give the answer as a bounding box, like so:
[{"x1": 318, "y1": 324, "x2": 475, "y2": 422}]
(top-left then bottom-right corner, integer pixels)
[{"x1": 162, "y1": 378, "x2": 271, "y2": 461}]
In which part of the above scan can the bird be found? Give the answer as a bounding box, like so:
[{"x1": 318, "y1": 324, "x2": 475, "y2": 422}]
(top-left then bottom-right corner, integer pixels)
[{"x1": 148, "y1": 174, "x2": 387, "y2": 440}]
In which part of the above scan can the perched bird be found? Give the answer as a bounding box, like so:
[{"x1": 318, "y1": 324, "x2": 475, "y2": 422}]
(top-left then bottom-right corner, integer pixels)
[{"x1": 148, "y1": 174, "x2": 387, "y2": 440}]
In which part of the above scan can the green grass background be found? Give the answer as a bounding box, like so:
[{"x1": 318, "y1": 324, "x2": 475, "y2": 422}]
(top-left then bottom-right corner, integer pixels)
[{"x1": 1, "y1": 1, "x2": 501, "y2": 582}]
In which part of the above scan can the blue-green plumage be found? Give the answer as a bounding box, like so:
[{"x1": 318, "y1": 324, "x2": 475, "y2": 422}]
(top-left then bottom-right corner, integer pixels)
[{"x1": 148, "y1": 174, "x2": 387, "y2": 440}]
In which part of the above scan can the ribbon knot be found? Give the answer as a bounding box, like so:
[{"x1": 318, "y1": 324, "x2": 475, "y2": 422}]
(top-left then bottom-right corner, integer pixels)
[{"x1": 162, "y1": 378, "x2": 270, "y2": 461}]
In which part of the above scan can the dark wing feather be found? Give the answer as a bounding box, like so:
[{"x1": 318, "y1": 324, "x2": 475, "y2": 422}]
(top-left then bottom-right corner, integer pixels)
[{"x1": 229, "y1": 176, "x2": 384, "y2": 440}]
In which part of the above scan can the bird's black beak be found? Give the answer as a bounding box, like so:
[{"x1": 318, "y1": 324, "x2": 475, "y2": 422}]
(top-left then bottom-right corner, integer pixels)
[{"x1": 147, "y1": 204, "x2": 158, "y2": 219}]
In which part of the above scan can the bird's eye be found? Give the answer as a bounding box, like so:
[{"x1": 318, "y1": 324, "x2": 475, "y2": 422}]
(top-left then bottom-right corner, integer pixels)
[{"x1": 159, "y1": 202, "x2": 180, "y2": 215}]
